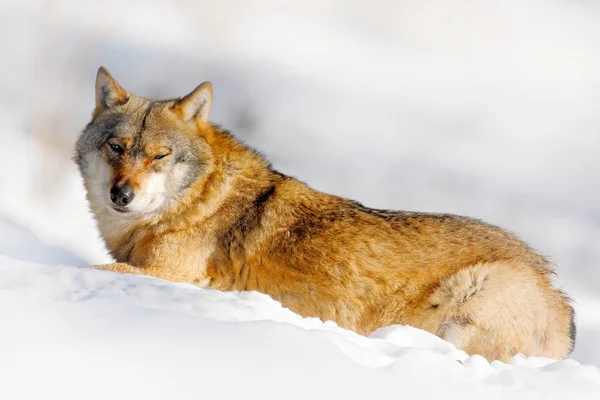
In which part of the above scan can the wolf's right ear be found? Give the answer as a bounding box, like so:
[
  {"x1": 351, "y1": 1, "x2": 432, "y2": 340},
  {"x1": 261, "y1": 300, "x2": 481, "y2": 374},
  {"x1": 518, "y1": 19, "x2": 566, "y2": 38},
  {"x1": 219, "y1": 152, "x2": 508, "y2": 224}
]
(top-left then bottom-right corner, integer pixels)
[{"x1": 94, "y1": 67, "x2": 130, "y2": 114}]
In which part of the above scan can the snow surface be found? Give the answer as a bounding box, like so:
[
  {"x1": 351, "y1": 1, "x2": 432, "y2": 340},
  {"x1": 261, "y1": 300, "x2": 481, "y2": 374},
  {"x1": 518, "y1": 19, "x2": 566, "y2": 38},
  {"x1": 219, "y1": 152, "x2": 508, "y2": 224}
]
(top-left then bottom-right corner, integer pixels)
[
  {"x1": 1, "y1": 256, "x2": 599, "y2": 400},
  {"x1": 1, "y1": 0, "x2": 600, "y2": 398}
]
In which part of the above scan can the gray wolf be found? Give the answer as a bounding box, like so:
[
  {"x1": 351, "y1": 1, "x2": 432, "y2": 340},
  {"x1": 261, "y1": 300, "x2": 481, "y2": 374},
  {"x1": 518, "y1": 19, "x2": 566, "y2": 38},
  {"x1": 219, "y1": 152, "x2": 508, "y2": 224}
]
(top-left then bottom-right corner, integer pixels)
[{"x1": 74, "y1": 67, "x2": 575, "y2": 361}]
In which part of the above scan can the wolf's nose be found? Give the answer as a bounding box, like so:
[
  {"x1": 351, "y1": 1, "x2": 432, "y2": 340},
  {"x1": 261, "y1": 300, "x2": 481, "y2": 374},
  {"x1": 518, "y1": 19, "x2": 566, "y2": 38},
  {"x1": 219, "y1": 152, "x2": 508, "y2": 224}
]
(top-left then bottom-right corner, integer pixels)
[{"x1": 110, "y1": 184, "x2": 135, "y2": 207}]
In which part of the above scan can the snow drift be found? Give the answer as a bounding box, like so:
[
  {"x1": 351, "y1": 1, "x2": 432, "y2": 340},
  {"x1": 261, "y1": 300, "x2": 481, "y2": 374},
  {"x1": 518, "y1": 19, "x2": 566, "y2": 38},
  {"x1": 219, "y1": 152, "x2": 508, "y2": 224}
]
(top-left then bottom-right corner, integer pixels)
[{"x1": 1, "y1": 256, "x2": 599, "y2": 400}]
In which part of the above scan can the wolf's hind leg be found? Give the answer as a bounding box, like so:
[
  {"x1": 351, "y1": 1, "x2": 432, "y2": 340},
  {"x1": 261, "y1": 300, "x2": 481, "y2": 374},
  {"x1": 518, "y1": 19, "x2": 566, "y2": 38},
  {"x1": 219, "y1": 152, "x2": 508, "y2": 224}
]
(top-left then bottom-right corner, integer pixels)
[{"x1": 429, "y1": 262, "x2": 573, "y2": 362}]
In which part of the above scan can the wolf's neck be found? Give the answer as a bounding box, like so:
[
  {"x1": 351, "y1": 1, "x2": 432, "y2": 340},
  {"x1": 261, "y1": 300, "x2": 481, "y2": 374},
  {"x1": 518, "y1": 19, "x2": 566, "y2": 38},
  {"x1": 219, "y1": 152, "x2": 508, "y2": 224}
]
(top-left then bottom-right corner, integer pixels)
[
  {"x1": 174, "y1": 127, "x2": 277, "y2": 226},
  {"x1": 182, "y1": 129, "x2": 292, "y2": 288}
]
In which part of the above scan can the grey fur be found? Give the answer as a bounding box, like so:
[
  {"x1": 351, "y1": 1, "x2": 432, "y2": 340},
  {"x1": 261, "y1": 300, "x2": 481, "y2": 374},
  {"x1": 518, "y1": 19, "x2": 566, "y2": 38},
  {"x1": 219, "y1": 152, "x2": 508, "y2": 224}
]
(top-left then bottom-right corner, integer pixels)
[{"x1": 75, "y1": 96, "x2": 206, "y2": 200}]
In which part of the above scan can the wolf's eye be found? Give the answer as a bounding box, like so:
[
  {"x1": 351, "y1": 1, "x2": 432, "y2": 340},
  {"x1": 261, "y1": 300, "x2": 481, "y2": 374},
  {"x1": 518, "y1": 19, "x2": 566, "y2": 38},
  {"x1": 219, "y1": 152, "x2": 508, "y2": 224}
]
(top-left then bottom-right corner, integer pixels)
[
  {"x1": 154, "y1": 154, "x2": 168, "y2": 160},
  {"x1": 109, "y1": 143, "x2": 124, "y2": 154}
]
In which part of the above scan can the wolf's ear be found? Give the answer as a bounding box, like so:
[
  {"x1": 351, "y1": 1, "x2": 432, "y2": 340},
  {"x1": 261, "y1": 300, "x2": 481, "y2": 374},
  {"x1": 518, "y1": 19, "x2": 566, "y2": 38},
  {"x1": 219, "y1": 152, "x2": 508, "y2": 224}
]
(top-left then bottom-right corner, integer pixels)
[
  {"x1": 172, "y1": 82, "x2": 213, "y2": 123},
  {"x1": 94, "y1": 67, "x2": 130, "y2": 113}
]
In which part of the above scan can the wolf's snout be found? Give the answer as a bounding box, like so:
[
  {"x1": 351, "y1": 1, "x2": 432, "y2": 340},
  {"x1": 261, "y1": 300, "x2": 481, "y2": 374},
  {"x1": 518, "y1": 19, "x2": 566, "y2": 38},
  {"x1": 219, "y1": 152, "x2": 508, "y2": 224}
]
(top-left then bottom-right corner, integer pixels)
[{"x1": 110, "y1": 184, "x2": 135, "y2": 207}]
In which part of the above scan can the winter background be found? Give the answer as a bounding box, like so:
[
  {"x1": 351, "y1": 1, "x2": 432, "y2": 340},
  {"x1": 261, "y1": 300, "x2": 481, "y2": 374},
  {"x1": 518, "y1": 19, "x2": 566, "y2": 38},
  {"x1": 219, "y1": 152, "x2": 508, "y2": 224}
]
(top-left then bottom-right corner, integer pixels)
[{"x1": 1, "y1": 0, "x2": 600, "y2": 398}]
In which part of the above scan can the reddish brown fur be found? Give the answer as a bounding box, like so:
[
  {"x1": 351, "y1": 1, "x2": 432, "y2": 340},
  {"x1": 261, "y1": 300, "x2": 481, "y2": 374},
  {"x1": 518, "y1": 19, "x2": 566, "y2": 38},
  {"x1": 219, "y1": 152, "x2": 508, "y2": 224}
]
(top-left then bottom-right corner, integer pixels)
[{"x1": 80, "y1": 69, "x2": 575, "y2": 362}]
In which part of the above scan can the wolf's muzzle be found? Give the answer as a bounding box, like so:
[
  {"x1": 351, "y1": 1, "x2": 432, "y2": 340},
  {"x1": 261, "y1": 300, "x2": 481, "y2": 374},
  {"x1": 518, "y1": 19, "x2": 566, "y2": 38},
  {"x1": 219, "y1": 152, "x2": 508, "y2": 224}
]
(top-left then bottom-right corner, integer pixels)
[{"x1": 110, "y1": 184, "x2": 135, "y2": 207}]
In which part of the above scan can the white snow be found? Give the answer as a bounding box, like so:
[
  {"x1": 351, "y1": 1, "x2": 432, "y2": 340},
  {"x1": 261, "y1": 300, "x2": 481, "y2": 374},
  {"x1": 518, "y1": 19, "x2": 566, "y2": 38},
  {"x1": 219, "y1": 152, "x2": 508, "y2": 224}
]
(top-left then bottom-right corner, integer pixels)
[
  {"x1": 0, "y1": 256, "x2": 599, "y2": 400},
  {"x1": 1, "y1": 0, "x2": 600, "y2": 398}
]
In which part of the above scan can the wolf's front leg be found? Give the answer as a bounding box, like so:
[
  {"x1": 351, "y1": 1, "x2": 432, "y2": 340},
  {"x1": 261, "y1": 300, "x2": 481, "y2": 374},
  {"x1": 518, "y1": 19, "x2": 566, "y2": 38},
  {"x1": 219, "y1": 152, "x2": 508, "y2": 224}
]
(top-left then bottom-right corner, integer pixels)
[
  {"x1": 88, "y1": 263, "x2": 145, "y2": 275},
  {"x1": 85, "y1": 263, "x2": 198, "y2": 284},
  {"x1": 86, "y1": 263, "x2": 172, "y2": 281}
]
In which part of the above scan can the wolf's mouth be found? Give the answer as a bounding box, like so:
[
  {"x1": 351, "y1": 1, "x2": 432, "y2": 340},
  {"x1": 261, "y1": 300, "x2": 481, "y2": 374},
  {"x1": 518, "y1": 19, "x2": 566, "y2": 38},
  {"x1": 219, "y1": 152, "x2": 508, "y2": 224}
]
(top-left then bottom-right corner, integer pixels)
[{"x1": 111, "y1": 206, "x2": 131, "y2": 214}]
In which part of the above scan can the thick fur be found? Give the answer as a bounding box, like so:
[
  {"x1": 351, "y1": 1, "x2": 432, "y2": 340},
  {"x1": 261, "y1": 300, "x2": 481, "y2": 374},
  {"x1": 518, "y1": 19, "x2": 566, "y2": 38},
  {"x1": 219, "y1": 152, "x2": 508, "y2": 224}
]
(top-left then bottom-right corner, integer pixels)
[{"x1": 75, "y1": 68, "x2": 576, "y2": 362}]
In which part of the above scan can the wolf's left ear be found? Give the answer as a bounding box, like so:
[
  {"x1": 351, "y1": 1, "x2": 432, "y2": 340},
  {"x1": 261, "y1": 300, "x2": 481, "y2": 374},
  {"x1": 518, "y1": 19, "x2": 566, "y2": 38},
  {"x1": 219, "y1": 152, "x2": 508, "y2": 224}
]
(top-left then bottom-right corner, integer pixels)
[
  {"x1": 95, "y1": 67, "x2": 130, "y2": 113},
  {"x1": 172, "y1": 82, "x2": 213, "y2": 123}
]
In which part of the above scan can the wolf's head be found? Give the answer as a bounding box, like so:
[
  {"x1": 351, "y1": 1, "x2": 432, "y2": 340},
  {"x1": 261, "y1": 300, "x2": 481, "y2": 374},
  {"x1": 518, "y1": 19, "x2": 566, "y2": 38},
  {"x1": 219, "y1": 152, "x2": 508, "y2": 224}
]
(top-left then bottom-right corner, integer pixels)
[{"x1": 75, "y1": 67, "x2": 214, "y2": 216}]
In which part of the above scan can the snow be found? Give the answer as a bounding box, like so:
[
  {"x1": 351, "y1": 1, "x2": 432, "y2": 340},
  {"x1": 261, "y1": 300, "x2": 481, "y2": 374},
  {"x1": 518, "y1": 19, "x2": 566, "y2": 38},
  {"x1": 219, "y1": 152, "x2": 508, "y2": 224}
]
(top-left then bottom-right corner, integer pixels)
[
  {"x1": 1, "y1": 0, "x2": 600, "y2": 398},
  {"x1": 1, "y1": 256, "x2": 599, "y2": 400}
]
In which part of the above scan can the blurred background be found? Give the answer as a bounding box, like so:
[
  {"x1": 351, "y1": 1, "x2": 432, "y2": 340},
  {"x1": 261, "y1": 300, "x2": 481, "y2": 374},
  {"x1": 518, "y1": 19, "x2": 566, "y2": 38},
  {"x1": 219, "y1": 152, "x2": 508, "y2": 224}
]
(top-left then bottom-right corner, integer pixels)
[{"x1": 0, "y1": 0, "x2": 599, "y2": 364}]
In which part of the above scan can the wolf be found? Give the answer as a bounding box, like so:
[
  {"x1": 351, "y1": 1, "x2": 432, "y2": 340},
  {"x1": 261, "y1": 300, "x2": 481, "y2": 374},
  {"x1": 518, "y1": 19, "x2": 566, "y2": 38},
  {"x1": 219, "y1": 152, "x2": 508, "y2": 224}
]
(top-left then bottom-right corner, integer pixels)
[{"x1": 75, "y1": 67, "x2": 575, "y2": 362}]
